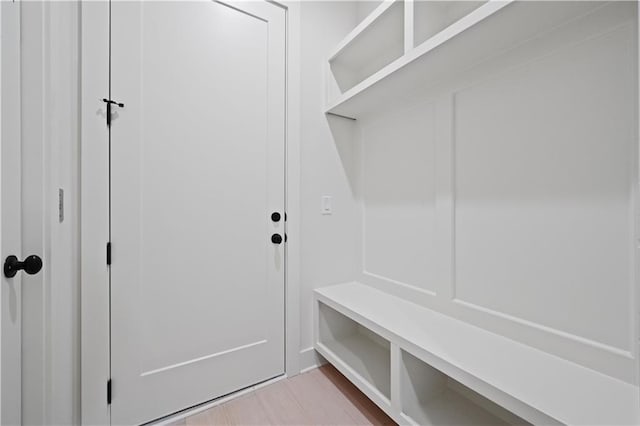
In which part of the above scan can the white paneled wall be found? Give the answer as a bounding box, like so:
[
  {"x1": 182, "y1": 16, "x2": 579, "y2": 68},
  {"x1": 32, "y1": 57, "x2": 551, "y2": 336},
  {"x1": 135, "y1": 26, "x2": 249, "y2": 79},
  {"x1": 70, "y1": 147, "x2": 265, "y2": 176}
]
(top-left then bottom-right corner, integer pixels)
[
  {"x1": 318, "y1": 1, "x2": 640, "y2": 384},
  {"x1": 453, "y1": 23, "x2": 635, "y2": 352}
]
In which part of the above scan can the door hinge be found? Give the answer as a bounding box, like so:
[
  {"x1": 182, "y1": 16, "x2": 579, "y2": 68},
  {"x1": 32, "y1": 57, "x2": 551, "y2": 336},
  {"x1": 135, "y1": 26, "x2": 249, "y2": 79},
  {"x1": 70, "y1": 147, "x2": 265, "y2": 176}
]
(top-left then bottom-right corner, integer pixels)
[
  {"x1": 107, "y1": 379, "x2": 112, "y2": 404},
  {"x1": 106, "y1": 242, "x2": 112, "y2": 265}
]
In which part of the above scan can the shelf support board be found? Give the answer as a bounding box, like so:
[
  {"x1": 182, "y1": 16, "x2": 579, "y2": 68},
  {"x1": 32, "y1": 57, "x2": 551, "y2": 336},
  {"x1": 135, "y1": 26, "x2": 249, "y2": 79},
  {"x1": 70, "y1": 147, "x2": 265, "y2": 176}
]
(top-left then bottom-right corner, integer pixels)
[
  {"x1": 326, "y1": 112, "x2": 357, "y2": 121},
  {"x1": 404, "y1": 0, "x2": 414, "y2": 54}
]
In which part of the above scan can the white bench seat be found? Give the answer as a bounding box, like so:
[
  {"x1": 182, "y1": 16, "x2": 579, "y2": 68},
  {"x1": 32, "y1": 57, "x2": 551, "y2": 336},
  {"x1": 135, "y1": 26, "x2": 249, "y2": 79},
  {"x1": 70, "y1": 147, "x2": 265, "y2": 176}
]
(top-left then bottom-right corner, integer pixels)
[{"x1": 314, "y1": 282, "x2": 639, "y2": 425}]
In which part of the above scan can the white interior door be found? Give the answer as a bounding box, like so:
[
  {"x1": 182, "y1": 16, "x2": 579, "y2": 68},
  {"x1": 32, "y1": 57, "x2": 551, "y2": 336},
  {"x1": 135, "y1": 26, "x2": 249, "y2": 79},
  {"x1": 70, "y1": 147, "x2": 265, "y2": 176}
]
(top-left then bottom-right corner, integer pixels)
[
  {"x1": 1, "y1": 3, "x2": 22, "y2": 424},
  {"x1": 110, "y1": 1, "x2": 286, "y2": 424},
  {"x1": 1, "y1": 3, "x2": 50, "y2": 425}
]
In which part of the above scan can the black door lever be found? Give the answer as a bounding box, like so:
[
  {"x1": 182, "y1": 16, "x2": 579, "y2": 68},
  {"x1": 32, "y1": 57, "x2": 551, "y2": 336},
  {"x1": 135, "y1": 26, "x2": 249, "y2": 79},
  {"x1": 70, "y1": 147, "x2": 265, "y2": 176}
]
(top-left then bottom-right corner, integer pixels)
[
  {"x1": 4, "y1": 255, "x2": 43, "y2": 278},
  {"x1": 102, "y1": 98, "x2": 125, "y2": 127}
]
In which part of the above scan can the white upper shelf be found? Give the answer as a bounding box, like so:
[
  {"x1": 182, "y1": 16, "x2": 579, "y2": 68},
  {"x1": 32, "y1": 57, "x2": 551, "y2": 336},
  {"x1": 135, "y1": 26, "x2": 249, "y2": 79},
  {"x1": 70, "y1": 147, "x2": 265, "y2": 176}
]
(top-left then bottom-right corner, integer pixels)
[
  {"x1": 325, "y1": 1, "x2": 612, "y2": 118},
  {"x1": 328, "y1": 0, "x2": 401, "y2": 62},
  {"x1": 329, "y1": 0, "x2": 405, "y2": 94}
]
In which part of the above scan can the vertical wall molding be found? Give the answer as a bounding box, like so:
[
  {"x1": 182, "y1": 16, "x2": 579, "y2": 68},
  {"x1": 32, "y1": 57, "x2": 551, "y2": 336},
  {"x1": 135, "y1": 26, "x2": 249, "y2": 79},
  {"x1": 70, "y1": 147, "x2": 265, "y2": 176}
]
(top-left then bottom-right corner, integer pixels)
[
  {"x1": 389, "y1": 342, "x2": 401, "y2": 416},
  {"x1": 435, "y1": 95, "x2": 454, "y2": 300},
  {"x1": 636, "y1": 1, "x2": 640, "y2": 390},
  {"x1": 403, "y1": 0, "x2": 414, "y2": 54},
  {"x1": 282, "y1": 0, "x2": 303, "y2": 378}
]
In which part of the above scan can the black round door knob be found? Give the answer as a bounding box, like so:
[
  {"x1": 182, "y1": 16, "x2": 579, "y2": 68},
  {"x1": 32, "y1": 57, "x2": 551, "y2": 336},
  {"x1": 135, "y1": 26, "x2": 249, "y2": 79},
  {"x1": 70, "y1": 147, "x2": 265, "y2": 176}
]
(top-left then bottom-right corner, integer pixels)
[
  {"x1": 4, "y1": 255, "x2": 43, "y2": 278},
  {"x1": 271, "y1": 234, "x2": 283, "y2": 244},
  {"x1": 271, "y1": 212, "x2": 281, "y2": 222}
]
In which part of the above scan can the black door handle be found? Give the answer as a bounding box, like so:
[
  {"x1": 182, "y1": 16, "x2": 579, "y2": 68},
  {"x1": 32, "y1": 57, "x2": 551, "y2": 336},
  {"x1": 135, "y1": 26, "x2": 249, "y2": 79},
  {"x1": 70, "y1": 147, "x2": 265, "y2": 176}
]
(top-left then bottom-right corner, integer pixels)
[{"x1": 4, "y1": 255, "x2": 43, "y2": 278}]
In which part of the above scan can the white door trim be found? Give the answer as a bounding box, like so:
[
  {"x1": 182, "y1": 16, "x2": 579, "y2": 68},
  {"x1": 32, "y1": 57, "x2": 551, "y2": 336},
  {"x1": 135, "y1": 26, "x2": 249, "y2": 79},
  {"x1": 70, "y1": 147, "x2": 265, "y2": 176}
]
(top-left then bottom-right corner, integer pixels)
[
  {"x1": 0, "y1": 1, "x2": 3, "y2": 416},
  {"x1": 79, "y1": 2, "x2": 301, "y2": 424}
]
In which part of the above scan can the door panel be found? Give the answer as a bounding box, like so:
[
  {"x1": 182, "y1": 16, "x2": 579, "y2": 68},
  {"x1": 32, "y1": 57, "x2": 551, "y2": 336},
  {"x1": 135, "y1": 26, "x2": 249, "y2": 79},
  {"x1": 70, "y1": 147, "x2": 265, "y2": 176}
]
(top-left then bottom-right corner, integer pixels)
[
  {"x1": 1, "y1": 3, "x2": 22, "y2": 425},
  {"x1": 20, "y1": 3, "x2": 48, "y2": 424},
  {"x1": 110, "y1": 2, "x2": 285, "y2": 424}
]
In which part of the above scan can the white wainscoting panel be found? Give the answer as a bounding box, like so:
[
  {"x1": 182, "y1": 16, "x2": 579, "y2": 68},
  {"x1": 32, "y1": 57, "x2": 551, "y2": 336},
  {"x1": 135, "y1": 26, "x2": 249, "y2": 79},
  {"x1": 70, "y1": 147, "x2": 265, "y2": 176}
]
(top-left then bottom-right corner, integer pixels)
[
  {"x1": 453, "y1": 23, "x2": 636, "y2": 352},
  {"x1": 362, "y1": 102, "x2": 438, "y2": 295}
]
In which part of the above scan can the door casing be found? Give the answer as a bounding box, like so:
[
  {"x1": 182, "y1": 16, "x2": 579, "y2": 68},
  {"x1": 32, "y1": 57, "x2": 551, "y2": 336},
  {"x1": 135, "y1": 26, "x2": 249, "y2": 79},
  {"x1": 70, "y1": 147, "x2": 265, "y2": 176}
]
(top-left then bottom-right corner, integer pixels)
[{"x1": 79, "y1": 1, "x2": 302, "y2": 424}]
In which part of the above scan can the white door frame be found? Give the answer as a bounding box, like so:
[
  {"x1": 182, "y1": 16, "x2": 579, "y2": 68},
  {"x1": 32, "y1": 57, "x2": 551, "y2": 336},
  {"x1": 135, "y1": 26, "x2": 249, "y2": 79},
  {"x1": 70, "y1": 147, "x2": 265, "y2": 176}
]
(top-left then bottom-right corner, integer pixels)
[
  {"x1": 0, "y1": 2, "x2": 3, "y2": 418},
  {"x1": 80, "y1": 1, "x2": 301, "y2": 424}
]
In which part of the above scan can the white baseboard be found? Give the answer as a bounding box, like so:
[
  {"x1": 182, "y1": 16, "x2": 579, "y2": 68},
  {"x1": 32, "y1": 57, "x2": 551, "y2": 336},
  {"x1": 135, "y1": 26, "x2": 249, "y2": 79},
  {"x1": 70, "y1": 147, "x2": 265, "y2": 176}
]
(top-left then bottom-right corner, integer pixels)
[{"x1": 299, "y1": 347, "x2": 327, "y2": 373}]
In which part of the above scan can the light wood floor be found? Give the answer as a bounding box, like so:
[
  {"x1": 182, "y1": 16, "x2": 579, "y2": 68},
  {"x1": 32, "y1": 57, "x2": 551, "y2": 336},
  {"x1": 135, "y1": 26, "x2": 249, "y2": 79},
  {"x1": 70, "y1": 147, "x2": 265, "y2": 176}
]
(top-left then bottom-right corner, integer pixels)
[{"x1": 172, "y1": 365, "x2": 396, "y2": 426}]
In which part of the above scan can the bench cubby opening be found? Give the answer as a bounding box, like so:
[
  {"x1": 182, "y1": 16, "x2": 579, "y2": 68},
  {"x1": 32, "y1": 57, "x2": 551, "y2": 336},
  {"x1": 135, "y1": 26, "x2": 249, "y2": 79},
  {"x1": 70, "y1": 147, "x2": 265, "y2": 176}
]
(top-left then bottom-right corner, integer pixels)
[
  {"x1": 317, "y1": 302, "x2": 391, "y2": 400},
  {"x1": 400, "y1": 349, "x2": 526, "y2": 425}
]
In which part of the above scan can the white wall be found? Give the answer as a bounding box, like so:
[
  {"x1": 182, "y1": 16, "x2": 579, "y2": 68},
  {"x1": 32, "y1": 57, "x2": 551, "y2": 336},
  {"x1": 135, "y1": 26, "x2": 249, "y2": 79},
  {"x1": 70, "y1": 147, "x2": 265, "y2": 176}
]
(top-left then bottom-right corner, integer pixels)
[{"x1": 298, "y1": 1, "x2": 362, "y2": 359}]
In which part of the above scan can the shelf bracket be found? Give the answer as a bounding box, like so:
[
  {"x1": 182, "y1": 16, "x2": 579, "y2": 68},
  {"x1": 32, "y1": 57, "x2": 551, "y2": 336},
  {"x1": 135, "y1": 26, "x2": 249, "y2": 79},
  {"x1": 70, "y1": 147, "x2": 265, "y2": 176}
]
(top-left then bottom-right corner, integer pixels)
[{"x1": 326, "y1": 112, "x2": 357, "y2": 121}]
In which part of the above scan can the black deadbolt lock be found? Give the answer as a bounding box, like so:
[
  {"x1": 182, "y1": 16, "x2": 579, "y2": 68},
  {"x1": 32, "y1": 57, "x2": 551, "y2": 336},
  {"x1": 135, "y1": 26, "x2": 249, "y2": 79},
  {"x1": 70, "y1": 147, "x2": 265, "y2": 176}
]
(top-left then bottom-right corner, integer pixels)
[
  {"x1": 4, "y1": 255, "x2": 43, "y2": 278},
  {"x1": 271, "y1": 212, "x2": 281, "y2": 222}
]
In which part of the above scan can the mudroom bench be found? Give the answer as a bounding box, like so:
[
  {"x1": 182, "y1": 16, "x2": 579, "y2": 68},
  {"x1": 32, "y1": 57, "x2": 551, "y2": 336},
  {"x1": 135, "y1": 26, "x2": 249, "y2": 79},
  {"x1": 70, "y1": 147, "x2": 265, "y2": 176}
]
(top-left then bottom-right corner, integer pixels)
[{"x1": 314, "y1": 282, "x2": 639, "y2": 425}]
